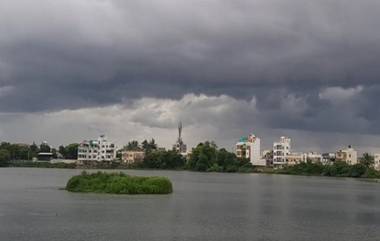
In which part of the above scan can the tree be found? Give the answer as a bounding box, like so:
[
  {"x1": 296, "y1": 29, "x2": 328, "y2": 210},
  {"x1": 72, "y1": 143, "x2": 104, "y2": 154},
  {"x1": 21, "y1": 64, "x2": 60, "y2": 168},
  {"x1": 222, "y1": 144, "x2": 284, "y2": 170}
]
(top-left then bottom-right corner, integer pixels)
[
  {"x1": 58, "y1": 145, "x2": 66, "y2": 157},
  {"x1": 124, "y1": 141, "x2": 140, "y2": 151},
  {"x1": 142, "y1": 139, "x2": 157, "y2": 152},
  {"x1": 30, "y1": 142, "x2": 39, "y2": 158},
  {"x1": 143, "y1": 150, "x2": 185, "y2": 169},
  {"x1": 187, "y1": 142, "x2": 218, "y2": 171},
  {"x1": 360, "y1": 153, "x2": 374, "y2": 168},
  {"x1": 0, "y1": 149, "x2": 10, "y2": 167},
  {"x1": 64, "y1": 143, "x2": 79, "y2": 159},
  {"x1": 40, "y1": 143, "x2": 51, "y2": 153}
]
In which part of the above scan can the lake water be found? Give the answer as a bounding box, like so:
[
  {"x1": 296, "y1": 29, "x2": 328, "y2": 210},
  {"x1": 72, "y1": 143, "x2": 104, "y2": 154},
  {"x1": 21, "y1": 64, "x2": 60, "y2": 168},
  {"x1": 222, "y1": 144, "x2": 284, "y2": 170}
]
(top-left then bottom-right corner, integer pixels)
[{"x1": 0, "y1": 168, "x2": 379, "y2": 241}]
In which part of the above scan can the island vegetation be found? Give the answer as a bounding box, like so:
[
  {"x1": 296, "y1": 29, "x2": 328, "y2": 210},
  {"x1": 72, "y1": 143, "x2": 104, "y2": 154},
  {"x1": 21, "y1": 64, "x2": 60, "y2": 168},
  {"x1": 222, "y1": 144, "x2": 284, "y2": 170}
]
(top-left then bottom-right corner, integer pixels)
[{"x1": 66, "y1": 171, "x2": 173, "y2": 194}]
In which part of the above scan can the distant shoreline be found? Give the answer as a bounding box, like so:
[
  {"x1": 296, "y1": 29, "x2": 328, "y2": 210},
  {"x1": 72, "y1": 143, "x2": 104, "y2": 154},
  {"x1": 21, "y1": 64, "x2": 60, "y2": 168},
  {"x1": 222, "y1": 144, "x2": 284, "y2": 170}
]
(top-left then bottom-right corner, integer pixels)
[{"x1": 4, "y1": 161, "x2": 380, "y2": 182}]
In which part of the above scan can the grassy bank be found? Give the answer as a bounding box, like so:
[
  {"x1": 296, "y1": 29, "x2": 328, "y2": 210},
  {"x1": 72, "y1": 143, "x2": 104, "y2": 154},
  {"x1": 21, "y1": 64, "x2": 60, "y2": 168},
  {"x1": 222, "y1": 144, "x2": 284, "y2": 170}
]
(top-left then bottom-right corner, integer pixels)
[
  {"x1": 66, "y1": 171, "x2": 173, "y2": 194},
  {"x1": 9, "y1": 161, "x2": 76, "y2": 169},
  {"x1": 275, "y1": 161, "x2": 380, "y2": 179}
]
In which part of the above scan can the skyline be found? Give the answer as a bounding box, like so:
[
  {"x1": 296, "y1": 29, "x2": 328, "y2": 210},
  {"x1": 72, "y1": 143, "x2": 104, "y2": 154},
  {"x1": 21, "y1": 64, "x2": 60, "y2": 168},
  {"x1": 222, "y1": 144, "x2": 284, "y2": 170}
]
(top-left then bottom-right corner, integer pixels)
[{"x1": 1, "y1": 0, "x2": 380, "y2": 153}]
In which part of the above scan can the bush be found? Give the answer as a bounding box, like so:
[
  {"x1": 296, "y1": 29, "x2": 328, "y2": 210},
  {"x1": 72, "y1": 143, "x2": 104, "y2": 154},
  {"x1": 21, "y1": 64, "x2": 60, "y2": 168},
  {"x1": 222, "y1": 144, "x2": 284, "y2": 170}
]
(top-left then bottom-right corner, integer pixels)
[
  {"x1": 66, "y1": 171, "x2": 173, "y2": 194},
  {"x1": 0, "y1": 149, "x2": 11, "y2": 167}
]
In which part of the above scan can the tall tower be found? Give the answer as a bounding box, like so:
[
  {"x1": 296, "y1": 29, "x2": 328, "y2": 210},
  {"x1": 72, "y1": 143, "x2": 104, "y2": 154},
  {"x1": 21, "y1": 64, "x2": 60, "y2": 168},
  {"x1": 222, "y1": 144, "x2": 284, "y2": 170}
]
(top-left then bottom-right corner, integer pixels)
[
  {"x1": 178, "y1": 121, "x2": 183, "y2": 141},
  {"x1": 173, "y1": 120, "x2": 187, "y2": 154}
]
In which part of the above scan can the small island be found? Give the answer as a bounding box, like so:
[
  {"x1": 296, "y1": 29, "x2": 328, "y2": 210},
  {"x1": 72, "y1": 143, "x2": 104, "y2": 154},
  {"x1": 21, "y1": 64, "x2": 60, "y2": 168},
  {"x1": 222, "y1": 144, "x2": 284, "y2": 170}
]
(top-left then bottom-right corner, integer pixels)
[{"x1": 66, "y1": 171, "x2": 173, "y2": 194}]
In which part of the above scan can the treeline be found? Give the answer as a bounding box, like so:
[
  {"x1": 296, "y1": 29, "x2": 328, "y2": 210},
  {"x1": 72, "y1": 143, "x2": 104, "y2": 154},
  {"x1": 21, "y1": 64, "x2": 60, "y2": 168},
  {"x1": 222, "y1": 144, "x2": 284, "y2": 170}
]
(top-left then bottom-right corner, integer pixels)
[
  {"x1": 120, "y1": 139, "x2": 185, "y2": 169},
  {"x1": 187, "y1": 141, "x2": 253, "y2": 172},
  {"x1": 0, "y1": 141, "x2": 79, "y2": 166},
  {"x1": 124, "y1": 140, "x2": 253, "y2": 172},
  {"x1": 278, "y1": 154, "x2": 380, "y2": 178}
]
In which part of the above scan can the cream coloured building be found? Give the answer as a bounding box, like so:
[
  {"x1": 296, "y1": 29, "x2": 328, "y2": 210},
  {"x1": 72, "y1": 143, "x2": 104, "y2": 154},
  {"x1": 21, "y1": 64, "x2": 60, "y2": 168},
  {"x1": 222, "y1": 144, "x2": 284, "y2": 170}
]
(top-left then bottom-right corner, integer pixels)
[
  {"x1": 336, "y1": 145, "x2": 358, "y2": 165},
  {"x1": 122, "y1": 151, "x2": 145, "y2": 165}
]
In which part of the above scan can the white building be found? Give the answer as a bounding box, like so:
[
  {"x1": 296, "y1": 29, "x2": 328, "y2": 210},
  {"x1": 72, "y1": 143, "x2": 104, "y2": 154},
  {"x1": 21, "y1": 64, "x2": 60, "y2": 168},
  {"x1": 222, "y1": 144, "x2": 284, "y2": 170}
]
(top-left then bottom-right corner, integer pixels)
[
  {"x1": 303, "y1": 152, "x2": 323, "y2": 163},
  {"x1": 273, "y1": 136, "x2": 291, "y2": 166},
  {"x1": 236, "y1": 134, "x2": 265, "y2": 166},
  {"x1": 77, "y1": 135, "x2": 116, "y2": 162},
  {"x1": 374, "y1": 154, "x2": 380, "y2": 171},
  {"x1": 336, "y1": 145, "x2": 358, "y2": 165}
]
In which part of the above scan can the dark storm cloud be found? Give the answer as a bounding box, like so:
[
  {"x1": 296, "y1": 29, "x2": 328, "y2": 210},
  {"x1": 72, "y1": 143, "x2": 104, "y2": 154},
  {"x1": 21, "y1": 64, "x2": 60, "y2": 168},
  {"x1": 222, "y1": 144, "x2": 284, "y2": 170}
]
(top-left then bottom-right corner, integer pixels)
[{"x1": 1, "y1": 0, "x2": 380, "y2": 135}]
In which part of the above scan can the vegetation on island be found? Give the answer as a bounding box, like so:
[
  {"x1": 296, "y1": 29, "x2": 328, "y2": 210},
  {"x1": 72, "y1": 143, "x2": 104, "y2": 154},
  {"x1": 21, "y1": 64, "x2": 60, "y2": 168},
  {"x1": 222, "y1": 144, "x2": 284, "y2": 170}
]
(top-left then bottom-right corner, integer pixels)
[{"x1": 66, "y1": 171, "x2": 173, "y2": 194}]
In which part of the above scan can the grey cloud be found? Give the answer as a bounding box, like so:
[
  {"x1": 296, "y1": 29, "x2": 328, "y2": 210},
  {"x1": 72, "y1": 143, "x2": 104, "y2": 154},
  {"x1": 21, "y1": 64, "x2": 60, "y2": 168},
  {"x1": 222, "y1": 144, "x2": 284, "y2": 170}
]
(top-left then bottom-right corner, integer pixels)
[{"x1": 0, "y1": 0, "x2": 380, "y2": 143}]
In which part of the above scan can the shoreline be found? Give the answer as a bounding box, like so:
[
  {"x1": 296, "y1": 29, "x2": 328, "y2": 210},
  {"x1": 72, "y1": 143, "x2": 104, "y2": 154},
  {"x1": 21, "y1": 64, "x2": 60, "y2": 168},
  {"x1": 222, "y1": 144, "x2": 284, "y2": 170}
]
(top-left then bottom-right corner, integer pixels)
[{"x1": 4, "y1": 165, "x2": 380, "y2": 182}]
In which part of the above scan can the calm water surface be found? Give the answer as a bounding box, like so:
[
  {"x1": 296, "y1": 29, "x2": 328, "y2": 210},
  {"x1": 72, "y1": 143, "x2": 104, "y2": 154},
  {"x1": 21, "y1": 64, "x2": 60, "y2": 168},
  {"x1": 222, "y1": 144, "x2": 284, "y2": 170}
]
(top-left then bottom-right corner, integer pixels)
[{"x1": 0, "y1": 168, "x2": 379, "y2": 241}]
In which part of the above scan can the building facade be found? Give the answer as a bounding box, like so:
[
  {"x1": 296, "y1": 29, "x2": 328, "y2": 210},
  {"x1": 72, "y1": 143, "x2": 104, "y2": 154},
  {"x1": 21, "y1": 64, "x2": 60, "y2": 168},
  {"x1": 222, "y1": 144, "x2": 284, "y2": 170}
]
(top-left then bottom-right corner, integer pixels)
[
  {"x1": 286, "y1": 152, "x2": 304, "y2": 165},
  {"x1": 77, "y1": 135, "x2": 116, "y2": 162},
  {"x1": 322, "y1": 153, "x2": 336, "y2": 164},
  {"x1": 273, "y1": 136, "x2": 291, "y2": 166},
  {"x1": 236, "y1": 134, "x2": 265, "y2": 166},
  {"x1": 336, "y1": 145, "x2": 358, "y2": 165},
  {"x1": 374, "y1": 154, "x2": 380, "y2": 171},
  {"x1": 303, "y1": 152, "x2": 323, "y2": 163},
  {"x1": 121, "y1": 151, "x2": 145, "y2": 165}
]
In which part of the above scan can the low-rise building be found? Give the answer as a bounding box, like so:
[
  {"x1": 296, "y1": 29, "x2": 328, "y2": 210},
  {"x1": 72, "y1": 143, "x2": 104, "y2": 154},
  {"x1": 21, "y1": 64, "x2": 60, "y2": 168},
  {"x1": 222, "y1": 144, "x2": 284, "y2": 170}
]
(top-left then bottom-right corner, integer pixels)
[
  {"x1": 336, "y1": 145, "x2": 358, "y2": 165},
  {"x1": 236, "y1": 134, "x2": 265, "y2": 166},
  {"x1": 286, "y1": 152, "x2": 304, "y2": 165},
  {"x1": 322, "y1": 153, "x2": 336, "y2": 164},
  {"x1": 77, "y1": 135, "x2": 116, "y2": 163},
  {"x1": 303, "y1": 152, "x2": 323, "y2": 163},
  {"x1": 37, "y1": 152, "x2": 53, "y2": 161},
  {"x1": 122, "y1": 151, "x2": 145, "y2": 165},
  {"x1": 273, "y1": 136, "x2": 291, "y2": 167}
]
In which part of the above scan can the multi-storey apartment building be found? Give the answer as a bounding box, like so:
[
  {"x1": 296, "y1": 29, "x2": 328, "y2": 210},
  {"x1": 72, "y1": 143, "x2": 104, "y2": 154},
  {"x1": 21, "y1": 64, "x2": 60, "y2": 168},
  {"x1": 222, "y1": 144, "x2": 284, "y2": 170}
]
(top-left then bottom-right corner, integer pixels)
[
  {"x1": 236, "y1": 134, "x2": 265, "y2": 166},
  {"x1": 273, "y1": 136, "x2": 291, "y2": 167},
  {"x1": 336, "y1": 145, "x2": 358, "y2": 165},
  {"x1": 77, "y1": 135, "x2": 116, "y2": 163}
]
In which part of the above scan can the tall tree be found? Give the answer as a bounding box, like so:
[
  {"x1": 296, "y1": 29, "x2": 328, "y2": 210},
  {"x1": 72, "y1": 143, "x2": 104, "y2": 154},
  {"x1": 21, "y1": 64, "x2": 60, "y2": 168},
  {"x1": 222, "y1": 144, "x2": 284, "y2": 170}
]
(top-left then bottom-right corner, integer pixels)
[
  {"x1": 125, "y1": 141, "x2": 140, "y2": 151},
  {"x1": 360, "y1": 153, "x2": 375, "y2": 168},
  {"x1": 0, "y1": 149, "x2": 10, "y2": 167},
  {"x1": 39, "y1": 143, "x2": 51, "y2": 153}
]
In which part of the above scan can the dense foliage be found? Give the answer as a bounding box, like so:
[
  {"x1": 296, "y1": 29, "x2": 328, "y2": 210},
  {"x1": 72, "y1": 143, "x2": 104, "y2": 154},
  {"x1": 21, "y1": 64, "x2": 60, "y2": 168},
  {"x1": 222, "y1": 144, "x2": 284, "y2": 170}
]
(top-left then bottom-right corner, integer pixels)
[
  {"x1": 0, "y1": 149, "x2": 10, "y2": 167},
  {"x1": 66, "y1": 171, "x2": 173, "y2": 194},
  {"x1": 122, "y1": 139, "x2": 157, "y2": 151},
  {"x1": 58, "y1": 143, "x2": 79, "y2": 159},
  {"x1": 278, "y1": 161, "x2": 380, "y2": 178},
  {"x1": 187, "y1": 141, "x2": 253, "y2": 172},
  {"x1": 142, "y1": 149, "x2": 185, "y2": 169}
]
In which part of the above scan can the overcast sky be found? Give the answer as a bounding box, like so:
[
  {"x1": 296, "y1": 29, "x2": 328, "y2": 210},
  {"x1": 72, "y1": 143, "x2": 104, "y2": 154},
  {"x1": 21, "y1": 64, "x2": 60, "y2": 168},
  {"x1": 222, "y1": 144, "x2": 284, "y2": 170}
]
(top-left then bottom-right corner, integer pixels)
[{"x1": 1, "y1": 0, "x2": 380, "y2": 153}]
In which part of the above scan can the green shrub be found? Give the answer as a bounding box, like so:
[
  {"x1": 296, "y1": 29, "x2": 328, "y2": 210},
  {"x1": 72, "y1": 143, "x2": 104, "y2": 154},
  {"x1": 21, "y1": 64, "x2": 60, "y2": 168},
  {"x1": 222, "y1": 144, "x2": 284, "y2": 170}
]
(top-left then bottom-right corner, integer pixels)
[{"x1": 66, "y1": 171, "x2": 173, "y2": 194}]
